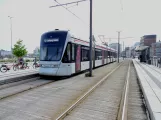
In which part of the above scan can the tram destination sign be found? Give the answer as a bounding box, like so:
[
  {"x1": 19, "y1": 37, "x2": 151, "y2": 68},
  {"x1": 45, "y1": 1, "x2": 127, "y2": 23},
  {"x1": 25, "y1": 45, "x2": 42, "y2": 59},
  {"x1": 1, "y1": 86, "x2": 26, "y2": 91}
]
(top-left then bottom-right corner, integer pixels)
[{"x1": 44, "y1": 38, "x2": 59, "y2": 42}]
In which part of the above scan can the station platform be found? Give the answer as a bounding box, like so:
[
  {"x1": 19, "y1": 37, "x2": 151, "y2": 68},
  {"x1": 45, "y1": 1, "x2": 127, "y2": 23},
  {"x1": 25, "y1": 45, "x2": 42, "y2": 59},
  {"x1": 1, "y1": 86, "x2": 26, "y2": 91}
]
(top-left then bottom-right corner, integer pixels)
[
  {"x1": 0, "y1": 68, "x2": 38, "y2": 85},
  {"x1": 133, "y1": 59, "x2": 161, "y2": 120}
]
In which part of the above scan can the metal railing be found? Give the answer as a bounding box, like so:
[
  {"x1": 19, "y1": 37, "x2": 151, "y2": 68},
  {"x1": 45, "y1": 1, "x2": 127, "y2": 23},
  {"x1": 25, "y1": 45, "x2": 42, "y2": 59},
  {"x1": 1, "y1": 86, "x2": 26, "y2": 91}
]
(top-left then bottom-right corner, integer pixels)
[{"x1": 150, "y1": 56, "x2": 161, "y2": 68}]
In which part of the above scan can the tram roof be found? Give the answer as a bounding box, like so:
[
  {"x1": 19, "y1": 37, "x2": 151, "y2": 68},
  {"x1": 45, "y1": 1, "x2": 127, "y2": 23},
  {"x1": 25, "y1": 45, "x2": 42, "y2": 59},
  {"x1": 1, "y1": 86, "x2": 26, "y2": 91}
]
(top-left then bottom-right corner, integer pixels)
[
  {"x1": 41, "y1": 30, "x2": 68, "y2": 35},
  {"x1": 41, "y1": 30, "x2": 117, "y2": 52},
  {"x1": 72, "y1": 37, "x2": 117, "y2": 52}
]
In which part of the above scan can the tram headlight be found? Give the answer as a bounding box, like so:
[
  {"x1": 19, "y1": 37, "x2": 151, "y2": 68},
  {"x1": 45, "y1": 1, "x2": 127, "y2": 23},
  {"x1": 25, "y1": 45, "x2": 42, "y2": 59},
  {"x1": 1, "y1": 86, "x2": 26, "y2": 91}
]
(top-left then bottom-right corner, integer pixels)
[
  {"x1": 40, "y1": 64, "x2": 59, "y2": 68},
  {"x1": 39, "y1": 64, "x2": 43, "y2": 67},
  {"x1": 52, "y1": 64, "x2": 59, "y2": 68}
]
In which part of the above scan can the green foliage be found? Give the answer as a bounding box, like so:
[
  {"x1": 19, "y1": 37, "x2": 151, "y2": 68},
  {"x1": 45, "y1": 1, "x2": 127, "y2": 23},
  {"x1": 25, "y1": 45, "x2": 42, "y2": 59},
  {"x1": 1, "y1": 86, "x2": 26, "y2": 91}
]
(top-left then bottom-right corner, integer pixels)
[
  {"x1": 34, "y1": 47, "x2": 40, "y2": 57},
  {"x1": 25, "y1": 59, "x2": 30, "y2": 62},
  {"x1": 12, "y1": 39, "x2": 28, "y2": 58},
  {"x1": 0, "y1": 58, "x2": 16, "y2": 63}
]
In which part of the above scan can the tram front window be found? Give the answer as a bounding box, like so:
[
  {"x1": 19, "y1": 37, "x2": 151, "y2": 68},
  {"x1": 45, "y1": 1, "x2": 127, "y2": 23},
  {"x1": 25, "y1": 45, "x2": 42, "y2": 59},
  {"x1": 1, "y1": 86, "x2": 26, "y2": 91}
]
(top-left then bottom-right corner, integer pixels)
[
  {"x1": 40, "y1": 31, "x2": 67, "y2": 61},
  {"x1": 40, "y1": 46, "x2": 63, "y2": 61}
]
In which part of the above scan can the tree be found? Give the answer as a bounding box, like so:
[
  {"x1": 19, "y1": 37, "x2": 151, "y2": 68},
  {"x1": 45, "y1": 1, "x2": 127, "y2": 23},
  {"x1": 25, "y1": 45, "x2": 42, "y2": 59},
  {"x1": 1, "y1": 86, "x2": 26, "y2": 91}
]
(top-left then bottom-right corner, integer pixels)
[
  {"x1": 33, "y1": 47, "x2": 40, "y2": 58},
  {"x1": 12, "y1": 39, "x2": 28, "y2": 58}
]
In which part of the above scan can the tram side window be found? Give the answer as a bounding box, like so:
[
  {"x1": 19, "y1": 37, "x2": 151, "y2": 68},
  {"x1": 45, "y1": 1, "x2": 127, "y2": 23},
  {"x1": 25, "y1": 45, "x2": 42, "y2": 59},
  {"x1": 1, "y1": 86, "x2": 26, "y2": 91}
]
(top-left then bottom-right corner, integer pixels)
[
  {"x1": 62, "y1": 43, "x2": 71, "y2": 63},
  {"x1": 110, "y1": 52, "x2": 112, "y2": 58},
  {"x1": 102, "y1": 50, "x2": 104, "y2": 58},
  {"x1": 72, "y1": 44, "x2": 75, "y2": 62},
  {"x1": 81, "y1": 46, "x2": 89, "y2": 61},
  {"x1": 106, "y1": 51, "x2": 108, "y2": 58},
  {"x1": 108, "y1": 51, "x2": 111, "y2": 58},
  {"x1": 113, "y1": 52, "x2": 115, "y2": 58},
  {"x1": 105, "y1": 51, "x2": 108, "y2": 58},
  {"x1": 95, "y1": 50, "x2": 102, "y2": 60}
]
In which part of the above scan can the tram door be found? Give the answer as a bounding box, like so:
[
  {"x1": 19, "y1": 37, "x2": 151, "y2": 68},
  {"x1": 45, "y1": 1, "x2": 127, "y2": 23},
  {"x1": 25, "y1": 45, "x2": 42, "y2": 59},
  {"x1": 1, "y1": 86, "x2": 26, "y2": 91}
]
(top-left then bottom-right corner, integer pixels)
[
  {"x1": 75, "y1": 45, "x2": 81, "y2": 72},
  {"x1": 102, "y1": 50, "x2": 104, "y2": 65},
  {"x1": 92, "y1": 47, "x2": 95, "y2": 68}
]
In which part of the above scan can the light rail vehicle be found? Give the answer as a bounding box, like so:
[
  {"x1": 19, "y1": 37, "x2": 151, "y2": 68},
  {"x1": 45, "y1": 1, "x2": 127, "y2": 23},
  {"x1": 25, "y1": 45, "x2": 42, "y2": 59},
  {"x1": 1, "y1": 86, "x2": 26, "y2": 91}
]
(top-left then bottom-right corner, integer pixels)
[{"x1": 39, "y1": 30, "x2": 117, "y2": 76}]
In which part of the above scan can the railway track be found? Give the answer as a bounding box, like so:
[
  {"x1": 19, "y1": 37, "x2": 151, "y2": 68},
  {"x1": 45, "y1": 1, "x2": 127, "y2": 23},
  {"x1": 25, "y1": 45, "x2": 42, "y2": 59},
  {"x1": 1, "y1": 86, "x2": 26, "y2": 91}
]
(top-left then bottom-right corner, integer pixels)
[
  {"x1": 0, "y1": 70, "x2": 39, "y2": 85},
  {"x1": 55, "y1": 60, "x2": 148, "y2": 120},
  {"x1": 0, "y1": 61, "x2": 122, "y2": 120},
  {"x1": 127, "y1": 63, "x2": 149, "y2": 120},
  {"x1": 0, "y1": 61, "x2": 120, "y2": 102},
  {"x1": 0, "y1": 77, "x2": 54, "y2": 100}
]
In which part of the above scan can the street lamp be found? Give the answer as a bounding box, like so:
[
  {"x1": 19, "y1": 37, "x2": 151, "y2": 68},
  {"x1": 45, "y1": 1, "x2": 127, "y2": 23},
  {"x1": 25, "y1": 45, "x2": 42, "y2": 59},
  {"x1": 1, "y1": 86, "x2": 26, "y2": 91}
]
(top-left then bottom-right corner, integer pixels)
[
  {"x1": 117, "y1": 31, "x2": 121, "y2": 63},
  {"x1": 8, "y1": 16, "x2": 13, "y2": 53},
  {"x1": 89, "y1": 0, "x2": 93, "y2": 76}
]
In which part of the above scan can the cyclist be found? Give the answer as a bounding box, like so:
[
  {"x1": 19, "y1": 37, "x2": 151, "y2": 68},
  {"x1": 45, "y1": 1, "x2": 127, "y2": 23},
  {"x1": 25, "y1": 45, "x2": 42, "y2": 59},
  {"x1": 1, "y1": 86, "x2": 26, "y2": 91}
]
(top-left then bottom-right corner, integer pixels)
[
  {"x1": 33, "y1": 57, "x2": 39, "y2": 68},
  {"x1": 18, "y1": 57, "x2": 25, "y2": 68},
  {"x1": 33, "y1": 57, "x2": 37, "y2": 64}
]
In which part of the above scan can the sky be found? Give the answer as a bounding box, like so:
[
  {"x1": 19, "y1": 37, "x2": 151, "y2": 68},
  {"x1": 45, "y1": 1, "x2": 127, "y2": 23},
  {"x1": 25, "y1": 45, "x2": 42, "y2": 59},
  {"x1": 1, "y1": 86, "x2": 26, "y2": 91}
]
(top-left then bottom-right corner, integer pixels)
[{"x1": 0, "y1": 0, "x2": 161, "y2": 53}]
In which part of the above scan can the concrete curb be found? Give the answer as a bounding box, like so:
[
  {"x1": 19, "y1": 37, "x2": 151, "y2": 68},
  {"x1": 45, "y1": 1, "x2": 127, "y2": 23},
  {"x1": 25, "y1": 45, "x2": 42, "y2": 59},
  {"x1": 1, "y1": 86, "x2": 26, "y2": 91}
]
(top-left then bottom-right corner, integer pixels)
[
  {"x1": 0, "y1": 73, "x2": 39, "y2": 85},
  {"x1": 133, "y1": 60, "x2": 161, "y2": 120},
  {"x1": 0, "y1": 80, "x2": 52, "y2": 100}
]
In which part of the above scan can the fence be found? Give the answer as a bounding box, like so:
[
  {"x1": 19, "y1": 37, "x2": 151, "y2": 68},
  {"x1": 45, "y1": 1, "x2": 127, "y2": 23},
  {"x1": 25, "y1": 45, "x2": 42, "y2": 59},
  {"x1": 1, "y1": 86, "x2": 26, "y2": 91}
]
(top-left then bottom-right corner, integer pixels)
[{"x1": 150, "y1": 56, "x2": 161, "y2": 68}]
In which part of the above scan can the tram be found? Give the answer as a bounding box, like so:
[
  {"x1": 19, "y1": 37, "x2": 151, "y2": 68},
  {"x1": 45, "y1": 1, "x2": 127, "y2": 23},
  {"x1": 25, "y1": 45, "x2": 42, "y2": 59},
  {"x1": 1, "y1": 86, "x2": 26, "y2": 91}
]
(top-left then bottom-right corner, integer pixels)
[{"x1": 39, "y1": 30, "x2": 117, "y2": 76}]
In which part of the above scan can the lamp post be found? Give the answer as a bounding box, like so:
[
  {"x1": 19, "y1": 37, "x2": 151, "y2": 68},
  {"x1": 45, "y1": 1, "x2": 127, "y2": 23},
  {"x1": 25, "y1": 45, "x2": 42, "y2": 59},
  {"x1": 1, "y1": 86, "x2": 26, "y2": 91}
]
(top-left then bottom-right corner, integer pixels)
[
  {"x1": 123, "y1": 41, "x2": 124, "y2": 60},
  {"x1": 8, "y1": 16, "x2": 13, "y2": 54},
  {"x1": 89, "y1": 0, "x2": 93, "y2": 76},
  {"x1": 117, "y1": 31, "x2": 121, "y2": 63},
  {"x1": 49, "y1": 0, "x2": 93, "y2": 76}
]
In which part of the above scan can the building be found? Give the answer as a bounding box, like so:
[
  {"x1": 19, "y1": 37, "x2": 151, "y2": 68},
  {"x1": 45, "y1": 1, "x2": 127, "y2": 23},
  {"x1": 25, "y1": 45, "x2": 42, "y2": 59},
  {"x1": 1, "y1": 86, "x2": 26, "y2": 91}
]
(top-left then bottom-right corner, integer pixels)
[
  {"x1": 131, "y1": 42, "x2": 140, "y2": 57},
  {"x1": 134, "y1": 42, "x2": 140, "y2": 47},
  {"x1": 151, "y1": 42, "x2": 161, "y2": 57},
  {"x1": 140, "y1": 35, "x2": 156, "y2": 46},
  {"x1": 33, "y1": 47, "x2": 40, "y2": 57},
  {"x1": 121, "y1": 50, "x2": 126, "y2": 57},
  {"x1": 109, "y1": 43, "x2": 122, "y2": 54},
  {"x1": 125, "y1": 47, "x2": 131, "y2": 58},
  {"x1": 138, "y1": 35, "x2": 157, "y2": 62},
  {"x1": 136, "y1": 35, "x2": 156, "y2": 62},
  {"x1": 0, "y1": 49, "x2": 12, "y2": 58}
]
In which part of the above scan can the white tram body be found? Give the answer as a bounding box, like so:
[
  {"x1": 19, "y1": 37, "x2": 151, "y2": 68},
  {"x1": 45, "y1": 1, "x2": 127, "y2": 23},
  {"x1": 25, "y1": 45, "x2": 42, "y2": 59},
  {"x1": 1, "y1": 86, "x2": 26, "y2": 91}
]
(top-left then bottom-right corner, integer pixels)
[{"x1": 39, "y1": 30, "x2": 117, "y2": 76}]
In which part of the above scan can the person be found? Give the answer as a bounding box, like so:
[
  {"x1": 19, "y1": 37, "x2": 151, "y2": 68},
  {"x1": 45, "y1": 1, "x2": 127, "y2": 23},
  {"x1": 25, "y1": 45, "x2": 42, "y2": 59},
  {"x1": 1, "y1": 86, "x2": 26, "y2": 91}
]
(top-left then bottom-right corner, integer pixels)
[
  {"x1": 33, "y1": 57, "x2": 37, "y2": 64},
  {"x1": 18, "y1": 57, "x2": 24, "y2": 68},
  {"x1": 140, "y1": 55, "x2": 142, "y2": 62}
]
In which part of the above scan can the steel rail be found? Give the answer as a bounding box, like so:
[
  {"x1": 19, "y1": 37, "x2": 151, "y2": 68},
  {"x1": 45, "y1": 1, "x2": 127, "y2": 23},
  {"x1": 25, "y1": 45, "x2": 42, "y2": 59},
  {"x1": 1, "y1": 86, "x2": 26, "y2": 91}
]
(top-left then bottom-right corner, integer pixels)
[
  {"x1": 55, "y1": 62, "x2": 124, "y2": 120},
  {"x1": 117, "y1": 61, "x2": 131, "y2": 120},
  {"x1": 0, "y1": 78, "x2": 54, "y2": 100}
]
